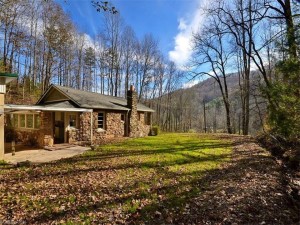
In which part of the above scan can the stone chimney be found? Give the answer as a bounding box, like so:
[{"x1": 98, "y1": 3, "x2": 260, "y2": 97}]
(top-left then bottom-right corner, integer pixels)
[{"x1": 127, "y1": 85, "x2": 138, "y2": 137}]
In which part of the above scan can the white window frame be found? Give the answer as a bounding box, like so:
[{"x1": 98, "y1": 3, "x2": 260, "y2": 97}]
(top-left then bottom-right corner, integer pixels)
[
  {"x1": 97, "y1": 112, "x2": 105, "y2": 129},
  {"x1": 12, "y1": 113, "x2": 41, "y2": 130},
  {"x1": 26, "y1": 114, "x2": 34, "y2": 129},
  {"x1": 121, "y1": 113, "x2": 125, "y2": 122},
  {"x1": 34, "y1": 114, "x2": 41, "y2": 129},
  {"x1": 19, "y1": 114, "x2": 26, "y2": 128},
  {"x1": 69, "y1": 114, "x2": 77, "y2": 128}
]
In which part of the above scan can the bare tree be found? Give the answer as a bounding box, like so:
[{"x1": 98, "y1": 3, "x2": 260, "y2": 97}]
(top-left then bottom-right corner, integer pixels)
[
  {"x1": 102, "y1": 12, "x2": 123, "y2": 96},
  {"x1": 192, "y1": 15, "x2": 234, "y2": 134},
  {"x1": 121, "y1": 26, "x2": 137, "y2": 97},
  {"x1": 137, "y1": 34, "x2": 158, "y2": 101}
]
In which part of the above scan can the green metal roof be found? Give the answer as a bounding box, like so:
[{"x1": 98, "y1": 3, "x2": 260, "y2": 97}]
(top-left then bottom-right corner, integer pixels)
[
  {"x1": 0, "y1": 72, "x2": 18, "y2": 78},
  {"x1": 0, "y1": 72, "x2": 18, "y2": 83}
]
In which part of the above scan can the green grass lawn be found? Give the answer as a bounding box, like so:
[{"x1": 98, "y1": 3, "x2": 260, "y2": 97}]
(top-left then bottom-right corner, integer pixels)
[{"x1": 0, "y1": 133, "x2": 232, "y2": 224}]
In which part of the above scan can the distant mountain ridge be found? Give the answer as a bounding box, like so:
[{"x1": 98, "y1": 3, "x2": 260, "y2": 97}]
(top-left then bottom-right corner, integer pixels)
[{"x1": 150, "y1": 72, "x2": 264, "y2": 134}]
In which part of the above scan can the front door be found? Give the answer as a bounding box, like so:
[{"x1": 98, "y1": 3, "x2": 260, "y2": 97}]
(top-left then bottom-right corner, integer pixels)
[{"x1": 54, "y1": 112, "x2": 65, "y2": 144}]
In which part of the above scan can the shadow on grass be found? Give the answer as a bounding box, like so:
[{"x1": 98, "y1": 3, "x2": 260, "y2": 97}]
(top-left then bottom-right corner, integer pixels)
[
  {"x1": 126, "y1": 153, "x2": 300, "y2": 224},
  {"x1": 2, "y1": 135, "x2": 298, "y2": 224},
  {"x1": 0, "y1": 142, "x2": 232, "y2": 181},
  {"x1": 54, "y1": 142, "x2": 231, "y2": 164},
  {"x1": 31, "y1": 152, "x2": 299, "y2": 224}
]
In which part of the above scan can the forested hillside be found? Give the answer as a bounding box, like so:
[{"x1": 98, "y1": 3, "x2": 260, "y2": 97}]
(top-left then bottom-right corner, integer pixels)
[
  {"x1": 1, "y1": 0, "x2": 184, "y2": 104},
  {"x1": 151, "y1": 72, "x2": 266, "y2": 135},
  {"x1": 151, "y1": 0, "x2": 300, "y2": 146},
  {"x1": 1, "y1": 0, "x2": 299, "y2": 147}
]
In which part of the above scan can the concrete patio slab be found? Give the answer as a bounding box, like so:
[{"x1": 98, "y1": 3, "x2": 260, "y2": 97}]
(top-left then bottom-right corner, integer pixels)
[{"x1": 4, "y1": 146, "x2": 90, "y2": 164}]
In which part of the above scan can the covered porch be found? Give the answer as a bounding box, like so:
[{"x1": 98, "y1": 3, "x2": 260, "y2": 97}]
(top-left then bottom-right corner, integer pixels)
[{"x1": 4, "y1": 103, "x2": 93, "y2": 154}]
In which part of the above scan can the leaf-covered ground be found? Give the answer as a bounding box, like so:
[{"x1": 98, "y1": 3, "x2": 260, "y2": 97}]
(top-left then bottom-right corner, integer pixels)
[{"x1": 0, "y1": 133, "x2": 299, "y2": 224}]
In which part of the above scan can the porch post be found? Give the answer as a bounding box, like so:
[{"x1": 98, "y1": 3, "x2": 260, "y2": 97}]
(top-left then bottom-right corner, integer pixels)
[
  {"x1": 90, "y1": 111, "x2": 93, "y2": 145},
  {"x1": 0, "y1": 73, "x2": 18, "y2": 160},
  {"x1": 0, "y1": 93, "x2": 4, "y2": 160},
  {"x1": 10, "y1": 114, "x2": 15, "y2": 156}
]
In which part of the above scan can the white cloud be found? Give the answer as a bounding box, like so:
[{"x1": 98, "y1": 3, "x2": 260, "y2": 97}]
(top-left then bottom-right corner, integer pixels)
[
  {"x1": 169, "y1": 0, "x2": 209, "y2": 69},
  {"x1": 182, "y1": 79, "x2": 200, "y2": 89},
  {"x1": 83, "y1": 33, "x2": 95, "y2": 48},
  {"x1": 178, "y1": 18, "x2": 187, "y2": 31}
]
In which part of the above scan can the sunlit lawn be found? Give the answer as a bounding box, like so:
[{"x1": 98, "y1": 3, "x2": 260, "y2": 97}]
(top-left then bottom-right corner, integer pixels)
[{"x1": 0, "y1": 133, "x2": 232, "y2": 224}]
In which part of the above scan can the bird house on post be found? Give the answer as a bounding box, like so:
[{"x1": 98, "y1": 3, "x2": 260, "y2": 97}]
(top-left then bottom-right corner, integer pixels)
[{"x1": 0, "y1": 72, "x2": 17, "y2": 160}]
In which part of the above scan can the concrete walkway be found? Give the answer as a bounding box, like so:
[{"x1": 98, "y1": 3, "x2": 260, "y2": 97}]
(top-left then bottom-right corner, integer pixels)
[{"x1": 4, "y1": 146, "x2": 90, "y2": 164}]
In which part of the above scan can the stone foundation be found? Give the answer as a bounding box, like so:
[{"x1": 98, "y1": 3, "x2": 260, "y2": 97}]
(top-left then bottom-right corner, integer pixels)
[{"x1": 14, "y1": 130, "x2": 43, "y2": 147}]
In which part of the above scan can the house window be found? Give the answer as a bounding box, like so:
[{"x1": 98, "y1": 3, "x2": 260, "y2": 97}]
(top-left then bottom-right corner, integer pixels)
[
  {"x1": 98, "y1": 112, "x2": 105, "y2": 129},
  {"x1": 19, "y1": 114, "x2": 25, "y2": 128},
  {"x1": 13, "y1": 113, "x2": 40, "y2": 129},
  {"x1": 69, "y1": 114, "x2": 76, "y2": 128},
  {"x1": 121, "y1": 114, "x2": 125, "y2": 122},
  {"x1": 13, "y1": 114, "x2": 18, "y2": 127},
  {"x1": 34, "y1": 114, "x2": 41, "y2": 129},
  {"x1": 26, "y1": 114, "x2": 34, "y2": 128}
]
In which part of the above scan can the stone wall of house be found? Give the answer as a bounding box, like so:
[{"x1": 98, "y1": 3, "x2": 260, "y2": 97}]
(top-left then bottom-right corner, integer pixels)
[
  {"x1": 127, "y1": 88, "x2": 139, "y2": 137},
  {"x1": 14, "y1": 129, "x2": 43, "y2": 147},
  {"x1": 41, "y1": 111, "x2": 53, "y2": 146},
  {"x1": 91, "y1": 112, "x2": 106, "y2": 145},
  {"x1": 69, "y1": 109, "x2": 150, "y2": 145},
  {"x1": 106, "y1": 112, "x2": 125, "y2": 138},
  {"x1": 137, "y1": 112, "x2": 150, "y2": 137},
  {"x1": 67, "y1": 128, "x2": 80, "y2": 144},
  {"x1": 74, "y1": 111, "x2": 126, "y2": 145},
  {"x1": 75, "y1": 112, "x2": 92, "y2": 145},
  {"x1": 5, "y1": 107, "x2": 150, "y2": 148},
  {"x1": 92, "y1": 111, "x2": 125, "y2": 145}
]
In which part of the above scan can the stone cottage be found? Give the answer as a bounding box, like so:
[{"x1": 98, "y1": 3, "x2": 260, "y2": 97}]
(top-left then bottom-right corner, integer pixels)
[{"x1": 5, "y1": 85, "x2": 154, "y2": 147}]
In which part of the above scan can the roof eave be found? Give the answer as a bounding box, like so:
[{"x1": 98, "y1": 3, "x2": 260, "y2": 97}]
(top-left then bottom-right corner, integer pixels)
[
  {"x1": 4, "y1": 104, "x2": 92, "y2": 112},
  {"x1": 138, "y1": 109, "x2": 155, "y2": 113}
]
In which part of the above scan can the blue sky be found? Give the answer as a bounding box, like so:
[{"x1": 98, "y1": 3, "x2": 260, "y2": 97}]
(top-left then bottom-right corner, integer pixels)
[{"x1": 56, "y1": 0, "x2": 208, "y2": 70}]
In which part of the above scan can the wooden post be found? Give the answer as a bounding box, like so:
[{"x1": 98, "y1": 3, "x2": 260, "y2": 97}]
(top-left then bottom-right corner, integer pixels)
[
  {"x1": 238, "y1": 113, "x2": 241, "y2": 135},
  {"x1": 203, "y1": 100, "x2": 207, "y2": 133},
  {"x1": 90, "y1": 111, "x2": 93, "y2": 145},
  {"x1": 0, "y1": 73, "x2": 18, "y2": 160},
  {"x1": 10, "y1": 114, "x2": 15, "y2": 156},
  {"x1": 12, "y1": 140, "x2": 15, "y2": 156},
  {"x1": 0, "y1": 93, "x2": 4, "y2": 160}
]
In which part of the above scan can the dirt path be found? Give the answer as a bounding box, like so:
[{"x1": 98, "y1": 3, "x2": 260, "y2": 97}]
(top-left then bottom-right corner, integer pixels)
[{"x1": 155, "y1": 135, "x2": 300, "y2": 224}]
